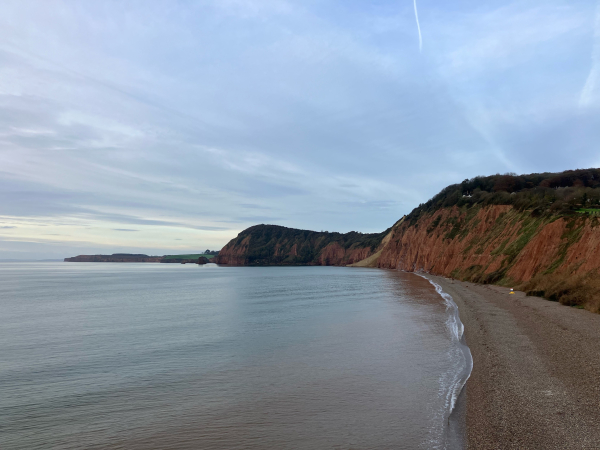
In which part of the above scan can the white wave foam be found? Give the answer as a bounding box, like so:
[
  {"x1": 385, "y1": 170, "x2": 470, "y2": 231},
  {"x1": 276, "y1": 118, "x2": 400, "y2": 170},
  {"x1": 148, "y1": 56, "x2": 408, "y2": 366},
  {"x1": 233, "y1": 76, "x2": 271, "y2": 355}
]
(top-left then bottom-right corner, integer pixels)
[{"x1": 415, "y1": 273, "x2": 473, "y2": 420}]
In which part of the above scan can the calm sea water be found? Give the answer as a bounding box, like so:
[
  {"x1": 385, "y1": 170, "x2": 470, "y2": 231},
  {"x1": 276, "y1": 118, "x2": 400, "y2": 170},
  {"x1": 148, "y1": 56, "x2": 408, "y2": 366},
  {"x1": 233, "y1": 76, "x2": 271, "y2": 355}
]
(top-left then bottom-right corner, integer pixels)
[{"x1": 0, "y1": 263, "x2": 468, "y2": 449}]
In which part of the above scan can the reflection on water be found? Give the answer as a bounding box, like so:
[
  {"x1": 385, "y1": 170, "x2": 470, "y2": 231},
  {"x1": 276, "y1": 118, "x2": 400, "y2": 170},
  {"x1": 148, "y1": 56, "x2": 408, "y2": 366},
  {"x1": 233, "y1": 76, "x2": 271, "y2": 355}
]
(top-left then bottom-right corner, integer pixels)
[{"x1": 0, "y1": 264, "x2": 463, "y2": 449}]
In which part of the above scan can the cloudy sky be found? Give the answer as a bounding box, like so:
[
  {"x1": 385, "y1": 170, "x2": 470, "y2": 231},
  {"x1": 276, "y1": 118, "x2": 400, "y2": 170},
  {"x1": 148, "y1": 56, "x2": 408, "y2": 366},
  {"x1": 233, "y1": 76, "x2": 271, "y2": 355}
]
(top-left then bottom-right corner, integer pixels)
[{"x1": 0, "y1": 0, "x2": 599, "y2": 259}]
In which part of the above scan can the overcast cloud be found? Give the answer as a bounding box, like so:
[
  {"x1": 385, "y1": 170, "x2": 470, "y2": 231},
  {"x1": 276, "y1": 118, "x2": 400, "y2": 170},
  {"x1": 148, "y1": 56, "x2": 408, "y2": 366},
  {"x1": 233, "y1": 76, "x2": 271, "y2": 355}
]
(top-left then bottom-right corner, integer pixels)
[{"x1": 0, "y1": 0, "x2": 598, "y2": 259}]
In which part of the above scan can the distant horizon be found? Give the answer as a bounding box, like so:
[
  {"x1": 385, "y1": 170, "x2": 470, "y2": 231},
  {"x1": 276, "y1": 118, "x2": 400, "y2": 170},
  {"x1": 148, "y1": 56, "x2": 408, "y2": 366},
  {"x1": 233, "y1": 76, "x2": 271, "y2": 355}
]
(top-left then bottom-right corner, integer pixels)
[
  {"x1": 0, "y1": 250, "x2": 221, "y2": 262},
  {"x1": 0, "y1": 259, "x2": 65, "y2": 262}
]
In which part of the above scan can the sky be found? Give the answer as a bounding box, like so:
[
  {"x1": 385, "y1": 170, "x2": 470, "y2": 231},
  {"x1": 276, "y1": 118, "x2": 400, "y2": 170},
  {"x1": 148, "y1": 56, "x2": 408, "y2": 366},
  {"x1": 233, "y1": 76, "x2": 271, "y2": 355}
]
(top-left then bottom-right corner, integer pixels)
[{"x1": 0, "y1": 0, "x2": 599, "y2": 259}]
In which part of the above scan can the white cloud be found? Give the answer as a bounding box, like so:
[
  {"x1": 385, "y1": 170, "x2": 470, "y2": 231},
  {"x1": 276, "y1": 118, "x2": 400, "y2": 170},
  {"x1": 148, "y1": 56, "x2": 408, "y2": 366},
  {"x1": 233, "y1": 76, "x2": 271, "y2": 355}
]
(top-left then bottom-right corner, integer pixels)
[{"x1": 0, "y1": 0, "x2": 598, "y2": 258}]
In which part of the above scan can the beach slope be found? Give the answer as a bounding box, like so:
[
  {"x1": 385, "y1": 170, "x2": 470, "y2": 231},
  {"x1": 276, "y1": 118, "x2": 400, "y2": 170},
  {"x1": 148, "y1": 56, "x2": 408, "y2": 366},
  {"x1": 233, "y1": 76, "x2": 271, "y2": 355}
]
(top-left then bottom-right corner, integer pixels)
[{"x1": 431, "y1": 276, "x2": 600, "y2": 449}]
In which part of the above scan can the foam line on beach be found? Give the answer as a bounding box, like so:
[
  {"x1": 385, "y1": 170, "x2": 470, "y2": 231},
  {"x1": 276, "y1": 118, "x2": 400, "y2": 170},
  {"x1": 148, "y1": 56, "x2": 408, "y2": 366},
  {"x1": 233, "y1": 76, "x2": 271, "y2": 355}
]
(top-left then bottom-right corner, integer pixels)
[{"x1": 416, "y1": 273, "x2": 473, "y2": 416}]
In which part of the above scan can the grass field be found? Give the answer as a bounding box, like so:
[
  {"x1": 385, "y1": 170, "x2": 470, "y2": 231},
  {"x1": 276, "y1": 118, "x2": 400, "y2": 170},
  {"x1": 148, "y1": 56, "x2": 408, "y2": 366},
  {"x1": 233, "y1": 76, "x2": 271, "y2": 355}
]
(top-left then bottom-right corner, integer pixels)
[{"x1": 576, "y1": 208, "x2": 600, "y2": 216}]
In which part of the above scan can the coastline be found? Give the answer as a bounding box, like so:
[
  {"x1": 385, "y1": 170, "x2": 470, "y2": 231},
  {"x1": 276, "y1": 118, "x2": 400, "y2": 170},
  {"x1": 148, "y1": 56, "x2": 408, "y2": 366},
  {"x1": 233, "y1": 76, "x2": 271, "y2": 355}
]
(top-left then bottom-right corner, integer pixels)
[
  {"x1": 429, "y1": 275, "x2": 600, "y2": 449},
  {"x1": 416, "y1": 273, "x2": 472, "y2": 449}
]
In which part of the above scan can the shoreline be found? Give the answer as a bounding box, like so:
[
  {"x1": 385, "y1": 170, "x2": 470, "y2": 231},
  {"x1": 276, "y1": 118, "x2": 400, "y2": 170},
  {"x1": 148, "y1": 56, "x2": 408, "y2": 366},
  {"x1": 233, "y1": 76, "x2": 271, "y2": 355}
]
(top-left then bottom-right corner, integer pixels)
[
  {"x1": 416, "y1": 273, "x2": 472, "y2": 450},
  {"x1": 429, "y1": 275, "x2": 600, "y2": 449}
]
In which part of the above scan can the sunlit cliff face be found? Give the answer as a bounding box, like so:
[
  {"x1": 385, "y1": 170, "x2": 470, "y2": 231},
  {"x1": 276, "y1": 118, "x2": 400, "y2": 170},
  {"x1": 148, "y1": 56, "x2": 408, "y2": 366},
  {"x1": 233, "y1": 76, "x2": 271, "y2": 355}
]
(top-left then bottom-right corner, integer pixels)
[{"x1": 1, "y1": 0, "x2": 599, "y2": 258}]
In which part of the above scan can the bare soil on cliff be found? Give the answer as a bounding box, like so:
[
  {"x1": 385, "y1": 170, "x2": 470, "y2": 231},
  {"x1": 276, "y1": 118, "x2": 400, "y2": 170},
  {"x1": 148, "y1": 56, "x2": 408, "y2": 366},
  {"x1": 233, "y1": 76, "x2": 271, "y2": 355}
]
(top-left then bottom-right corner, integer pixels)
[{"x1": 429, "y1": 275, "x2": 600, "y2": 449}]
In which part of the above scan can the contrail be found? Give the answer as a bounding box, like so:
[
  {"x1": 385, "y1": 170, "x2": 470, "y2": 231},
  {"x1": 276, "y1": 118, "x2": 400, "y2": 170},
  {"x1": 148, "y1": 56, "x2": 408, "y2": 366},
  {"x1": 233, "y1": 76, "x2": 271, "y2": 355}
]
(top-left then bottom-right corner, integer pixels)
[
  {"x1": 580, "y1": 3, "x2": 600, "y2": 107},
  {"x1": 413, "y1": 0, "x2": 423, "y2": 52}
]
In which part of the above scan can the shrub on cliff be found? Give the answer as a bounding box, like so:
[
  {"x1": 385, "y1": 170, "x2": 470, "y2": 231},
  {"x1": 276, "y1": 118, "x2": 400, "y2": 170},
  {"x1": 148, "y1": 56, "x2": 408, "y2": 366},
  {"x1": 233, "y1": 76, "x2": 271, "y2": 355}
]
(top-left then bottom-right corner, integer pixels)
[
  {"x1": 408, "y1": 168, "x2": 600, "y2": 223},
  {"x1": 522, "y1": 271, "x2": 600, "y2": 313}
]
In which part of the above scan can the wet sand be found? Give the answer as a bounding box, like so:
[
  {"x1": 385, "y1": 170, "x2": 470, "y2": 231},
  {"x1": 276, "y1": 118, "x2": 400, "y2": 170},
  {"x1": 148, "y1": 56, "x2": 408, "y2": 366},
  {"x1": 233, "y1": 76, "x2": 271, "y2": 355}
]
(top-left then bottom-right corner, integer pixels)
[{"x1": 430, "y1": 275, "x2": 600, "y2": 449}]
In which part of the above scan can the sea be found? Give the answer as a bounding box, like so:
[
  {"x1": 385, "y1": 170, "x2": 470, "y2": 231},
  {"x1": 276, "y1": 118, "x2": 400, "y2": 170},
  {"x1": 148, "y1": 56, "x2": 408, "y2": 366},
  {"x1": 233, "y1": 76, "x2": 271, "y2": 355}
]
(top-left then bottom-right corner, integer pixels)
[{"x1": 0, "y1": 263, "x2": 471, "y2": 449}]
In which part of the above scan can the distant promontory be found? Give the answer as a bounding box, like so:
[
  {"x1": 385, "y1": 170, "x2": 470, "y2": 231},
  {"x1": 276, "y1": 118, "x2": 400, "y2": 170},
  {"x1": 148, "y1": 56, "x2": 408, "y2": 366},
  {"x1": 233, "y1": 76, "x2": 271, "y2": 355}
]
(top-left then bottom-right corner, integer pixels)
[{"x1": 64, "y1": 252, "x2": 218, "y2": 264}]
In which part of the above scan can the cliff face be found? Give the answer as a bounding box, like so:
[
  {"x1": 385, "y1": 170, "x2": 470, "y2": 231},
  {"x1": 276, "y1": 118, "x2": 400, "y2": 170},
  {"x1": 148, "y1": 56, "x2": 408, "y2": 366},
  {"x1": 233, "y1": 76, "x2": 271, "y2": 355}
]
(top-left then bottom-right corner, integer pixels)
[
  {"x1": 215, "y1": 224, "x2": 390, "y2": 266},
  {"x1": 375, "y1": 205, "x2": 600, "y2": 312}
]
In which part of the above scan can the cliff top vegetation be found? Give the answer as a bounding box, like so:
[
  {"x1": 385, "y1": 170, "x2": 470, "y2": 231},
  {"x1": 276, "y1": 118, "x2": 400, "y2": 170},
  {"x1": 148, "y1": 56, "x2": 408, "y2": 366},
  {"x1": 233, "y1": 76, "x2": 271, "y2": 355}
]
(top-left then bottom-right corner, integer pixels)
[
  {"x1": 408, "y1": 168, "x2": 600, "y2": 223},
  {"x1": 234, "y1": 224, "x2": 389, "y2": 249}
]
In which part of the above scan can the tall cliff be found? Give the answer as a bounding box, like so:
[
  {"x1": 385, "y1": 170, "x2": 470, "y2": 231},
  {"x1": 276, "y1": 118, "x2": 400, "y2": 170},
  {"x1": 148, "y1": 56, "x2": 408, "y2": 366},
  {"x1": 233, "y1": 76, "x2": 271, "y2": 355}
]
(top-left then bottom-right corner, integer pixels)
[
  {"x1": 217, "y1": 169, "x2": 600, "y2": 312},
  {"x1": 375, "y1": 204, "x2": 600, "y2": 312},
  {"x1": 215, "y1": 224, "x2": 391, "y2": 266}
]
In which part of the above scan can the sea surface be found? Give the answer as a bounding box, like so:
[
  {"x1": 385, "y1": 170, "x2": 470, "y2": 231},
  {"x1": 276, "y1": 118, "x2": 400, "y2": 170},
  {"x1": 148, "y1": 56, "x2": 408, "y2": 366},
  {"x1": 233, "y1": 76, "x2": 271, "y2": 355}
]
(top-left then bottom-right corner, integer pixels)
[{"x1": 0, "y1": 263, "x2": 470, "y2": 449}]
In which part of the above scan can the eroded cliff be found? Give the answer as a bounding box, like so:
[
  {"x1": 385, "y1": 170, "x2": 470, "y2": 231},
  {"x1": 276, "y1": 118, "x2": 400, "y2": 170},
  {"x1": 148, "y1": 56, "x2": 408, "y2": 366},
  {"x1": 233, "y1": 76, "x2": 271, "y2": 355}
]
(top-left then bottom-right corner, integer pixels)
[
  {"x1": 215, "y1": 224, "x2": 390, "y2": 266},
  {"x1": 375, "y1": 205, "x2": 600, "y2": 312}
]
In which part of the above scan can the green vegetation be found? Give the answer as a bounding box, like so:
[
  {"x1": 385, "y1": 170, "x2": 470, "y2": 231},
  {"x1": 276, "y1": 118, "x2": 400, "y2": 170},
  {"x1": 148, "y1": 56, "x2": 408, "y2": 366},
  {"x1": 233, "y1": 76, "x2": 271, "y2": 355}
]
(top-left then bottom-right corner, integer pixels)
[
  {"x1": 224, "y1": 224, "x2": 391, "y2": 265},
  {"x1": 408, "y1": 168, "x2": 600, "y2": 225},
  {"x1": 426, "y1": 215, "x2": 441, "y2": 234},
  {"x1": 522, "y1": 269, "x2": 600, "y2": 312},
  {"x1": 441, "y1": 207, "x2": 538, "y2": 285},
  {"x1": 503, "y1": 217, "x2": 542, "y2": 264},
  {"x1": 576, "y1": 208, "x2": 600, "y2": 216},
  {"x1": 543, "y1": 218, "x2": 585, "y2": 275}
]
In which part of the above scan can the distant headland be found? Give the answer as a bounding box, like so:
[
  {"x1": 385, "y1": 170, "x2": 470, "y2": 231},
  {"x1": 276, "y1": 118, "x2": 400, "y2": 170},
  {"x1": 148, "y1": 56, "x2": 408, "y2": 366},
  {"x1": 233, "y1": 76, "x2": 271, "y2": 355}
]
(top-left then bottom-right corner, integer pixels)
[{"x1": 64, "y1": 252, "x2": 219, "y2": 264}]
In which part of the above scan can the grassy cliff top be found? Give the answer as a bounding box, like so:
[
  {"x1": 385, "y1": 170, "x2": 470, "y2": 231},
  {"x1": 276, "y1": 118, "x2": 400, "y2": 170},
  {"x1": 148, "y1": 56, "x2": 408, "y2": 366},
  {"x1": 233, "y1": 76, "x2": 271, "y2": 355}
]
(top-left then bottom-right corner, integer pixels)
[
  {"x1": 232, "y1": 224, "x2": 389, "y2": 250},
  {"x1": 409, "y1": 168, "x2": 600, "y2": 223}
]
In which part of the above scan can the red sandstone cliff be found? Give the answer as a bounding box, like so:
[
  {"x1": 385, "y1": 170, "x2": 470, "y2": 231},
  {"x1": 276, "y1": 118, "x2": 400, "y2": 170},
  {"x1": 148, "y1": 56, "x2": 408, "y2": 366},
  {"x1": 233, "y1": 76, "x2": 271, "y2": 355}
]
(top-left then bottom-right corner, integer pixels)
[
  {"x1": 215, "y1": 224, "x2": 389, "y2": 266},
  {"x1": 216, "y1": 236, "x2": 252, "y2": 265},
  {"x1": 375, "y1": 205, "x2": 600, "y2": 311}
]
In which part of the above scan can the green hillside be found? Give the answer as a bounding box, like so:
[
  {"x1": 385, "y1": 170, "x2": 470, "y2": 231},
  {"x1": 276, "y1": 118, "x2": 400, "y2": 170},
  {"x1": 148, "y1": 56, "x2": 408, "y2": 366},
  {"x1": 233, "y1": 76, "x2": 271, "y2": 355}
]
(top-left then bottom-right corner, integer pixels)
[
  {"x1": 409, "y1": 168, "x2": 600, "y2": 224},
  {"x1": 218, "y1": 224, "x2": 390, "y2": 265}
]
